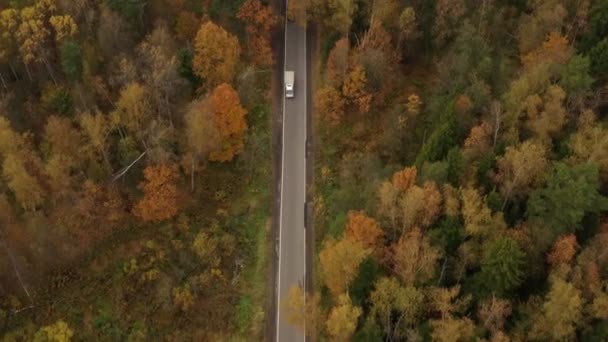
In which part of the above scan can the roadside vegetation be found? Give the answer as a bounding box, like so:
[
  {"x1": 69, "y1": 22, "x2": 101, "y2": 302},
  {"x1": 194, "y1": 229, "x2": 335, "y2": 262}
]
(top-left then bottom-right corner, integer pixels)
[
  {"x1": 0, "y1": 0, "x2": 277, "y2": 339},
  {"x1": 286, "y1": 0, "x2": 608, "y2": 341}
]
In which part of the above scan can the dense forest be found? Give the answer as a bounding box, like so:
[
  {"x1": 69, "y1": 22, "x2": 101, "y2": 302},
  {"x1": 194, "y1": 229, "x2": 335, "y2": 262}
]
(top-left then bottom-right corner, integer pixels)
[
  {"x1": 0, "y1": 0, "x2": 277, "y2": 340},
  {"x1": 285, "y1": 0, "x2": 608, "y2": 341}
]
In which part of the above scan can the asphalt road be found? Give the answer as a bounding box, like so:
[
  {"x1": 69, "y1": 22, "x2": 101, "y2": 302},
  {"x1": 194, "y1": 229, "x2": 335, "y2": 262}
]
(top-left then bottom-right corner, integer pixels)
[{"x1": 275, "y1": 19, "x2": 307, "y2": 342}]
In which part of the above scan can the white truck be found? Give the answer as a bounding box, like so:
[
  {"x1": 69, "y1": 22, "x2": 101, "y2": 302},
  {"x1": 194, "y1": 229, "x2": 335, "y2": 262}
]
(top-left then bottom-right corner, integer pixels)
[{"x1": 285, "y1": 71, "x2": 295, "y2": 98}]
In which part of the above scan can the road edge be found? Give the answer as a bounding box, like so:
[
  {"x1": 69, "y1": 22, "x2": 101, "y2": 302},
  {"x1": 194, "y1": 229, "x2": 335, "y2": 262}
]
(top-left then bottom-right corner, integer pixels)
[
  {"x1": 305, "y1": 20, "x2": 317, "y2": 342},
  {"x1": 267, "y1": 0, "x2": 285, "y2": 341}
]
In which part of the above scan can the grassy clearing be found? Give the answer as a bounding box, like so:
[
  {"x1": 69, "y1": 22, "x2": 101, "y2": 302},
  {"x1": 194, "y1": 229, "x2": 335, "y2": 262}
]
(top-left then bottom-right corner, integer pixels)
[{"x1": 230, "y1": 103, "x2": 272, "y2": 340}]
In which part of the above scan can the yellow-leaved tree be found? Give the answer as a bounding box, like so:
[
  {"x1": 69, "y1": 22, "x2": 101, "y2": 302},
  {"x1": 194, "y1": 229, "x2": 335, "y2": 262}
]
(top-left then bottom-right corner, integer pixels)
[
  {"x1": 34, "y1": 319, "x2": 74, "y2": 342},
  {"x1": 319, "y1": 237, "x2": 370, "y2": 297},
  {"x1": 325, "y1": 294, "x2": 362, "y2": 341},
  {"x1": 193, "y1": 21, "x2": 240, "y2": 88}
]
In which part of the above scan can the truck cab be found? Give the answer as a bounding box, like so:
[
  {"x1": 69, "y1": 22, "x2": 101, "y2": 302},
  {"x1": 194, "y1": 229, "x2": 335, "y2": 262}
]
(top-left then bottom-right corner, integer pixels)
[{"x1": 285, "y1": 71, "x2": 295, "y2": 98}]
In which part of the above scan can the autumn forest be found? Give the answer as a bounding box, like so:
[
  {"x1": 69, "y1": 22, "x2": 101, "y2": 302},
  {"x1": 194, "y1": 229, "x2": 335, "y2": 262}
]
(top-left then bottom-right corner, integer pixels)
[
  {"x1": 0, "y1": 0, "x2": 276, "y2": 340},
  {"x1": 1, "y1": 0, "x2": 608, "y2": 341},
  {"x1": 287, "y1": 0, "x2": 608, "y2": 341}
]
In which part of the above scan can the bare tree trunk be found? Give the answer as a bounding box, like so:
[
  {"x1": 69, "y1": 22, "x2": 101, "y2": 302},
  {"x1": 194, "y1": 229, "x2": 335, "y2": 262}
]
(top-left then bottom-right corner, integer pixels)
[
  {"x1": 191, "y1": 155, "x2": 195, "y2": 192},
  {"x1": 111, "y1": 150, "x2": 147, "y2": 182},
  {"x1": 437, "y1": 257, "x2": 448, "y2": 286},
  {"x1": 43, "y1": 58, "x2": 57, "y2": 85},
  {"x1": 0, "y1": 236, "x2": 34, "y2": 308},
  {"x1": 100, "y1": 147, "x2": 112, "y2": 172},
  {"x1": 24, "y1": 63, "x2": 32, "y2": 82},
  {"x1": 77, "y1": 84, "x2": 87, "y2": 110},
  {"x1": 478, "y1": 0, "x2": 490, "y2": 35},
  {"x1": 491, "y1": 100, "x2": 501, "y2": 148},
  {"x1": 0, "y1": 72, "x2": 7, "y2": 90},
  {"x1": 117, "y1": 125, "x2": 126, "y2": 140},
  {"x1": 165, "y1": 94, "x2": 173, "y2": 127},
  {"x1": 8, "y1": 62, "x2": 18, "y2": 80}
]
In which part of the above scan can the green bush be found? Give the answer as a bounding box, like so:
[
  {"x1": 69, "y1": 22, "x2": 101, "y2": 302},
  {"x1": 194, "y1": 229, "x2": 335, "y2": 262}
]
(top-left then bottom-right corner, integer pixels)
[{"x1": 41, "y1": 85, "x2": 73, "y2": 116}]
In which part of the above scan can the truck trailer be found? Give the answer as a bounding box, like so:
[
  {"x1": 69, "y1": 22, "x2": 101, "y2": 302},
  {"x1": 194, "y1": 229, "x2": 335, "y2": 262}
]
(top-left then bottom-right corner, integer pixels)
[{"x1": 285, "y1": 71, "x2": 295, "y2": 98}]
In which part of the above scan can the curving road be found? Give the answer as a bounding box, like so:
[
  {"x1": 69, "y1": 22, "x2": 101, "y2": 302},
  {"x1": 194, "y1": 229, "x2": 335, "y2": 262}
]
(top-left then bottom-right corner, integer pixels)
[{"x1": 275, "y1": 15, "x2": 307, "y2": 342}]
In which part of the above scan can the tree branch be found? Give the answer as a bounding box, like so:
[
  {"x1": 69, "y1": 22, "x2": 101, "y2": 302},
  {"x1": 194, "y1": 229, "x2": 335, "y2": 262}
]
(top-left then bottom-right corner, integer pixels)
[
  {"x1": 0, "y1": 235, "x2": 34, "y2": 308},
  {"x1": 110, "y1": 150, "x2": 147, "y2": 183}
]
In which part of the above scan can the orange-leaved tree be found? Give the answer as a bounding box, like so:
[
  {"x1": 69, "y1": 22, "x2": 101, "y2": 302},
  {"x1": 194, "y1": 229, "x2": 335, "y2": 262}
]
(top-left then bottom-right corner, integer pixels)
[
  {"x1": 345, "y1": 210, "x2": 384, "y2": 250},
  {"x1": 392, "y1": 166, "x2": 417, "y2": 192},
  {"x1": 237, "y1": 0, "x2": 277, "y2": 66},
  {"x1": 342, "y1": 63, "x2": 372, "y2": 114},
  {"x1": 326, "y1": 37, "x2": 350, "y2": 87},
  {"x1": 547, "y1": 234, "x2": 578, "y2": 266},
  {"x1": 315, "y1": 86, "x2": 345, "y2": 126},
  {"x1": 134, "y1": 164, "x2": 179, "y2": 222},
  {"x1": 208, "y1": 83, "x2": 248, "y2": 162}
]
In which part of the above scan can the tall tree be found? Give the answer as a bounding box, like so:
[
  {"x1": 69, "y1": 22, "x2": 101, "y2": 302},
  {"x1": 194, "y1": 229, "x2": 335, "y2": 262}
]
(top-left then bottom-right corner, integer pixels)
[
  {"x1": 137, "y1": 24, "x2": 186, "y2": 124},
  {"x1": 326, "y1": 38, "x2": 350, "y2": 87},
  {"x1": 478, "y1": 296, "x2": 512, "y2": 335},
  {"x1": 342, "y1": 64, "x2": 372, "y2": 114},
  {"x1": 392, "y1": 166, "x2": 417, "y2": 192},
  {"x1": 78, "y1": 110, "x2": 111, "y2": 168},
  {"x1": 377, "y1": 181, "x2": 399, "y2": 234},
  {"x1": 432, "y1": 0, "x2": 466, "y2": 47},
  {"x1": 430, "y1": 316, "x2": 476, "y2": 342},
  {"x1": 392, "y1": 227, "x2": 441, "y2": 286},
  {"x1": 33, "y1": 319, "x2": 74, "y2": 342},
  {"x1": 314, "y1": 86, "x2": 345, "y2": 126},
  {"x1": 400, "y1": 182, "x2": 442, "y2": 230},
  {"x1": 521, "y1": 32, "x2": 572, "y2": 68},
  {"x1": 568, "y1": 110, "x2": 608, "y2": 181},
  {"x1": 3, "y1": 152, "x2": 47, "y2": 211},
  {"x1": 325, "y1": 294, "x2": 362, "y2": 341},
  {"x1": 319, "y1": 237, "x2": 370, "y2": 297},
  {"x1": 344, "y1": 210, "x2": 384, "y2": 251},
  {"x1": 527, "y1": 162, "x2": 608, "y2": 235},
  {"x1": 285, "y1": 285, "x2": 323, "y2": 336},
  {"x1": 428, "y1": 285, "x2": 475, "y2": 342},
  {"x1": 237, "y1": 0, "x2": 277, "y2": 66},
  {"x1": 369, "y1": 277, "x2": 424, "y2": 340},
  {"x1": 493, "y1": 140, "x2": 549, "y2": 206},
  {"x1": 524, "y1": 85, "x2": 567, "y2": 141},
  {"x1": 207, "y1": 83, "x2": 248, "y2": 162},
  {"x1": 480, "y1": 237, "x2": 526, "y2": 294},
  {"x1": 0, "y1": 117, "x2": 47, "y2": 211},
  {"x1": 516, "y1": 0, "x2": 567, "y2": 55},
  {"x1": 463, "y1": 121, "x2": 493, "y2": 159},
  {"x1": 193, "y1": 21, "x2": 241, "y2": 88},
  {"x1": 43, "y1": 115, "x2": 82, "y2": 197},
  {"x1": 114, "y1": 82, "x2": 152, "y2": 138},
  {"x1": 16, "y1": 4, "x2": 53, "y2": 81},
  {"x1": 530, "y1": 278, "x2": 583, "y2": 341},
  {"x1": 133, "y1": 164, "x2": 179, "y2": 222},
  {"x1": 327, "y1": 0, "x2": 356, "y2": 34},
  {"x1": 398, "y1": 7, "x2": 418, "y2": 48},
  {"x1": 175, "y1": 11, "x2": 199, "y2": 42},
  {"x1": 461, "y1": 187, "x2": 495, "y2": 237},
  {"x1": 547, "y1": 234, "x2": 578, "y2": 266},
  {"x1": 49, "y1": 14, "x2": 77, "y2": 42},
  {"x1": 0, "y1": 9, "x2": 19, "y2": 80},
  {"x1": 60, "y1": 40, "x2": 82, "y2": 82},
  {"x1": 183, "y1": 98, "x2": 221, "y2": 190}
]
